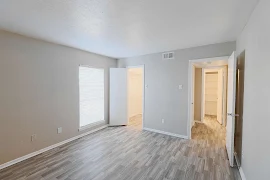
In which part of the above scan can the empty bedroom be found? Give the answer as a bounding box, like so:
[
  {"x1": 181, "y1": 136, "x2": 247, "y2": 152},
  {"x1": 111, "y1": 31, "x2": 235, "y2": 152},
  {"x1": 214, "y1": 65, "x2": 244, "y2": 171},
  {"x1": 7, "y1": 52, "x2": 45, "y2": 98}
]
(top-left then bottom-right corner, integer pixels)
[{"x1": 1, "y1": 0, "x2": 269, "y2": 180}]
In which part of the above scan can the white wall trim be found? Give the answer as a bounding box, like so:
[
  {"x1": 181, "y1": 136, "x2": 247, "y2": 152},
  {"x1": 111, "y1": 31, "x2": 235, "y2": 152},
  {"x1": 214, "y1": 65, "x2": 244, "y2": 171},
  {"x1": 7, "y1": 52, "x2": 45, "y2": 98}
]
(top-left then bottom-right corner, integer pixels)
[
  {"x1": 143, "y1": 127, "x2": 188, "y2": 139},
  {"x1": 189, "y1": 56, "x2": 229, "y2": 63},
  {"x1": 192, "y1": 120, "x2": 195, "y2": 127},
  {"x1": 0, "y1": 125, "x2": 108, "y2": 170},
  {"x1": 78, "y1": 120, "x2": 106, "y2": 131},
  {"x1": 195, "y1": 120, "x2": 203, "y2": 124},
  {"x1": 201, "y1": 68, "x2": 205, "y2": 123},
  {"x1": 239, "y1": 167, "x2": 247, "y2": 180}
]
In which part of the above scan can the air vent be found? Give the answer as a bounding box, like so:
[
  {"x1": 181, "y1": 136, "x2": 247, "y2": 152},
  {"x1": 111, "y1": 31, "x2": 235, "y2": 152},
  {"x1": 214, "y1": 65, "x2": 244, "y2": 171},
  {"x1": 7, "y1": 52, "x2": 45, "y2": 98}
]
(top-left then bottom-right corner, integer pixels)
[{"x1": 162, "y1": 52, "x2": 174, "y2": 60}]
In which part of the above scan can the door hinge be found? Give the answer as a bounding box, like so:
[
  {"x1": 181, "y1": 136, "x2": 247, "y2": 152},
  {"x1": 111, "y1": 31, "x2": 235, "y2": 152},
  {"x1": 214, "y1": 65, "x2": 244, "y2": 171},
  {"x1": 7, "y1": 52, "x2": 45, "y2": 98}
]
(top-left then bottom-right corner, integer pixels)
[{"x1": 227, "y1": 113, "x2": 239, "y2": 117}]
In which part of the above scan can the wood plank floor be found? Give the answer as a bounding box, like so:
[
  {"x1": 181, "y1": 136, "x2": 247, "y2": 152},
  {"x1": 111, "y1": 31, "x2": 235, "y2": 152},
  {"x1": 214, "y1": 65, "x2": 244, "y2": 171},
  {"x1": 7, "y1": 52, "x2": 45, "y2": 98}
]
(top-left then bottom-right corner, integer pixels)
[
  {"x1": 191, "y1": 116, "x2": 241, "y2": 180},
  {"x1": 192, "y1": 115, "x2": 226, "y2": 148},
  {"x1": 0, "y1": 115, "x2": 241, "y2": 180},
  {"x1": 128, "y1": 114, "x2": 143, "y2": 130}
]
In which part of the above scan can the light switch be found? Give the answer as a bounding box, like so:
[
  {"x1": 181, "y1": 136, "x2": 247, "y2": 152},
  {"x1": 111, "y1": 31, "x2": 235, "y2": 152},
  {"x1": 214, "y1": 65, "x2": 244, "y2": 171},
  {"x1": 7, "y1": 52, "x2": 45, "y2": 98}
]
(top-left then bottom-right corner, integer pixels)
[
  {"x1": 179, "y1": 85, "x2": 183, "y2": 90},
  {"x1": 57, "y1": 127, "x2": 62, "y2": 134}
]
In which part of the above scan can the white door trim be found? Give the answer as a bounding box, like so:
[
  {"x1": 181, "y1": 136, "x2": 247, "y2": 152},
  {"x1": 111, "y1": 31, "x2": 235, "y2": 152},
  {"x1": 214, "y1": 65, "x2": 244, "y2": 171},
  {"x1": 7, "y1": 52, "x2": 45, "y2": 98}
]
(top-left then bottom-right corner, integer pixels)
[
  {"x1": 187, "y1": 56, "x2": 229, "y2": 139},
  {"x1": 201, "y1": 68, "x2": 205, "y2": 122},
  {"x1": 126, "y1": 65, "x2": 145, "y2": 129}
]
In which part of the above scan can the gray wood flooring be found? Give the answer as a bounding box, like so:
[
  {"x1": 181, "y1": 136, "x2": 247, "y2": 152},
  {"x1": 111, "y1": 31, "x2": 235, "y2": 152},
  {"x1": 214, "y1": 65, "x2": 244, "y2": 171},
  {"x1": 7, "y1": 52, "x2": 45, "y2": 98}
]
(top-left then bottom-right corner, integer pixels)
[{"x1": 0, "y1": 115, "x2": 241, "y2": 180}]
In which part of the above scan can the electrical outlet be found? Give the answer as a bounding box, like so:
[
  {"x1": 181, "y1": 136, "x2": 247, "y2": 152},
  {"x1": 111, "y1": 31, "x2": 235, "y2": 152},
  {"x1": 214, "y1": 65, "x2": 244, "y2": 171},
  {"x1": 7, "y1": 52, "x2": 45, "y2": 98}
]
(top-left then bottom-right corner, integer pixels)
[
  {"x1": 57, "y1": 127, "x2": 62, "y2": 134},
  {"x1": 31, "y1": 134, "x2": 37, "y2": 142},
  {"x1": 162, "y1": 119, "x2": 165, "y2": 124}
]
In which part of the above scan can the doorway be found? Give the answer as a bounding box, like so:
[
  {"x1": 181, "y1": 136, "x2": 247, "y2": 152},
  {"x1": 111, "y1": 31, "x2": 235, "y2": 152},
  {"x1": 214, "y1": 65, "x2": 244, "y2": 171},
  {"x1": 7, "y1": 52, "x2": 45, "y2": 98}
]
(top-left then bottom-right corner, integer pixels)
[
  {"x1": 127, "y1": 67, "x2": 144, "y2": 130},
  {"x1": 191, "y1": 62, "x2": 228, "y2": 146},
  {"x1": 188, "y1": 52, "x2": 240, "y2": 167},
  {"x1": 202, "y1": 67, "x2": 228, "y2": 125},
  {"x1": 204, "y1": 70, "x2": 219, "y2": 121},
  {"x1": 109, "y1": 66, "x2": 145, "y2": 128},
  {"x1": 191, "y1": 62, "x2": 228, "y2": 125}
]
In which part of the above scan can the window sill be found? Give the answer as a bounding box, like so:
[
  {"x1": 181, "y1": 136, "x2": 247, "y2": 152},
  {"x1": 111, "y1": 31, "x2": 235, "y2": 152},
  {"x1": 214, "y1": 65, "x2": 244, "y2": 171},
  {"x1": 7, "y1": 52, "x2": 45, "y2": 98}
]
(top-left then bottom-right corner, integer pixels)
[{"x1": 78, "y1": 120, "x2": 106, "y2": 132}]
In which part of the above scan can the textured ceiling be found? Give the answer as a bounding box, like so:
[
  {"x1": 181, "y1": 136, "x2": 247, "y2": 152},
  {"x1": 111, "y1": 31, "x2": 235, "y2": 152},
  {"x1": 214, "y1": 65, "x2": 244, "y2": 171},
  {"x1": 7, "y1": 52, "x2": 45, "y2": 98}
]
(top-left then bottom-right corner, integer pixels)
[{"x1": 0, "y1": 0, "x2": 259, "y2": 58}]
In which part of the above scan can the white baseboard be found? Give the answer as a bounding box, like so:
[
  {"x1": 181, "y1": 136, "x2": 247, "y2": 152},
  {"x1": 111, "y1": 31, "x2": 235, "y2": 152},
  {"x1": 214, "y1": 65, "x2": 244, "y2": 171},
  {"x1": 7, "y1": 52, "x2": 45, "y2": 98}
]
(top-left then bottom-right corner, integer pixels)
[
  {"x1": 0, "y1": 125, "x2": 108, "y2": 170},
  {"x1": 78, "y1": 120, "x2": 106, "y2": 132},
  {"x1": 195, "y1": 120, "x2": 203, "y2": 124},
  {"x1": 143, "y1": 128, "x2": 188, "y2": 139},
  {"x1": 239, "y1": 167, "x2": 247, "y2": 180}
]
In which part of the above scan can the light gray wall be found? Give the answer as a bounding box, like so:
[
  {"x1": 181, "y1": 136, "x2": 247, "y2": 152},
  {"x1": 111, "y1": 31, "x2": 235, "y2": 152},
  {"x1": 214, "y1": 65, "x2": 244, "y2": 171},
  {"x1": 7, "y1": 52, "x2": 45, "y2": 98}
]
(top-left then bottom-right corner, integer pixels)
[
  {"x1": 118, "y1": 42, "x2": 236, "y2": 136},
  {"x1": 0, "y1": 30, "x2": 117, "y2": 164},
  {"x1": 236, "y1": 0, "x2": 269, "y2": 179},
  {"x1": 194, "y1": 68, "x2": 202, "y2": 121}
]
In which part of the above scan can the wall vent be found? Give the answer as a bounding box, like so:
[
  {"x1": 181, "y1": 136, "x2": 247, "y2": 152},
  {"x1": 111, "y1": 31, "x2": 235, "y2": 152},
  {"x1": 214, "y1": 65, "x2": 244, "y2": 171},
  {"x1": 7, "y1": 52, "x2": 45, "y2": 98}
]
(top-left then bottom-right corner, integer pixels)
[{"x1": 162, "y1": 52, "x2": 174, "y2": 60}]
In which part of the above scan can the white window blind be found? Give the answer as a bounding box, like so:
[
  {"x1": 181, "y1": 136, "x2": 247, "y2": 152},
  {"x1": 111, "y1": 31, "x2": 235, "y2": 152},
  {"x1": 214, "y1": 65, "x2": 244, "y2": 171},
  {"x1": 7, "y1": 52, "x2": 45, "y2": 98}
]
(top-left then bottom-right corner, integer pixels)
[{"x1": 79, "y1": 66, "x2": 104, "y2": 128}]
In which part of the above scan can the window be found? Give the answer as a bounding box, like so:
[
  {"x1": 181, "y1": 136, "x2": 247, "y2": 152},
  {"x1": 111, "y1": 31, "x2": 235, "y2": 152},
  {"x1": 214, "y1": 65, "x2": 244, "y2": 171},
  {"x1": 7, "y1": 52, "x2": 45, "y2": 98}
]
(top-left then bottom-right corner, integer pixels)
[{"x1": 79, "y1": 66, "x2": 104, "y2": 129}]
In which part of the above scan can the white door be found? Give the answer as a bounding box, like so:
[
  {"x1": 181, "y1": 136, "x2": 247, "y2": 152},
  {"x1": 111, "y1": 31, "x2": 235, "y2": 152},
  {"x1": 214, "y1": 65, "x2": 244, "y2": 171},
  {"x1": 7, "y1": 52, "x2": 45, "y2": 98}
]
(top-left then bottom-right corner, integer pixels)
[
  {"x1": 109, "y1": 68, "x2": 128, "y2": 126},
  {"x1": 217, "y1": 69, "x2": 223, "y2": 124},
  {"x1": 222, "y1": 67, "x2": 228, "y2": 126},
  {"x1": 226, "y1": 52, "x2": 237, "y2": 167}
]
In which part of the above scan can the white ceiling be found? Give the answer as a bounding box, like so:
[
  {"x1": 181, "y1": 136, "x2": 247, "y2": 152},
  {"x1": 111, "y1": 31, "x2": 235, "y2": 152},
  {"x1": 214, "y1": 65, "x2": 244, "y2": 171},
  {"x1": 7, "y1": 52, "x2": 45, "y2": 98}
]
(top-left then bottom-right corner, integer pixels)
[{"x1": 0, "y1": 0, "x2": 259, "y2": 58}]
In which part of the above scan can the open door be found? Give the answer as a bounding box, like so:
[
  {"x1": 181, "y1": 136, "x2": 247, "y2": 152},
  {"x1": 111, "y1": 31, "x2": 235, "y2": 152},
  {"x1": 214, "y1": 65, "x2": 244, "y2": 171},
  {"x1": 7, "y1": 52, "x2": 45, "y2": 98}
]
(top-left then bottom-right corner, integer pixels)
[
  {"x1": 226, "y1": 52, "x2": 237, "y2": 167},
  {"x1": 222, "y1": 67, "x2": 228, "y2": 126},
  {"x1": 109, "y1": 68, "x2": 128, "y2": 126}
]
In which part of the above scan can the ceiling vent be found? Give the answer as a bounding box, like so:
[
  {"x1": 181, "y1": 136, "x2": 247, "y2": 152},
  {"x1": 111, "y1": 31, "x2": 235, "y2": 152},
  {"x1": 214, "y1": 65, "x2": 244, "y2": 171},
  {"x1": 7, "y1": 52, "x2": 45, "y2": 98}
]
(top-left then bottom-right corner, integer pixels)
[{"x1": 162, "y1": 52, "x2": 174, "y2": 60}]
